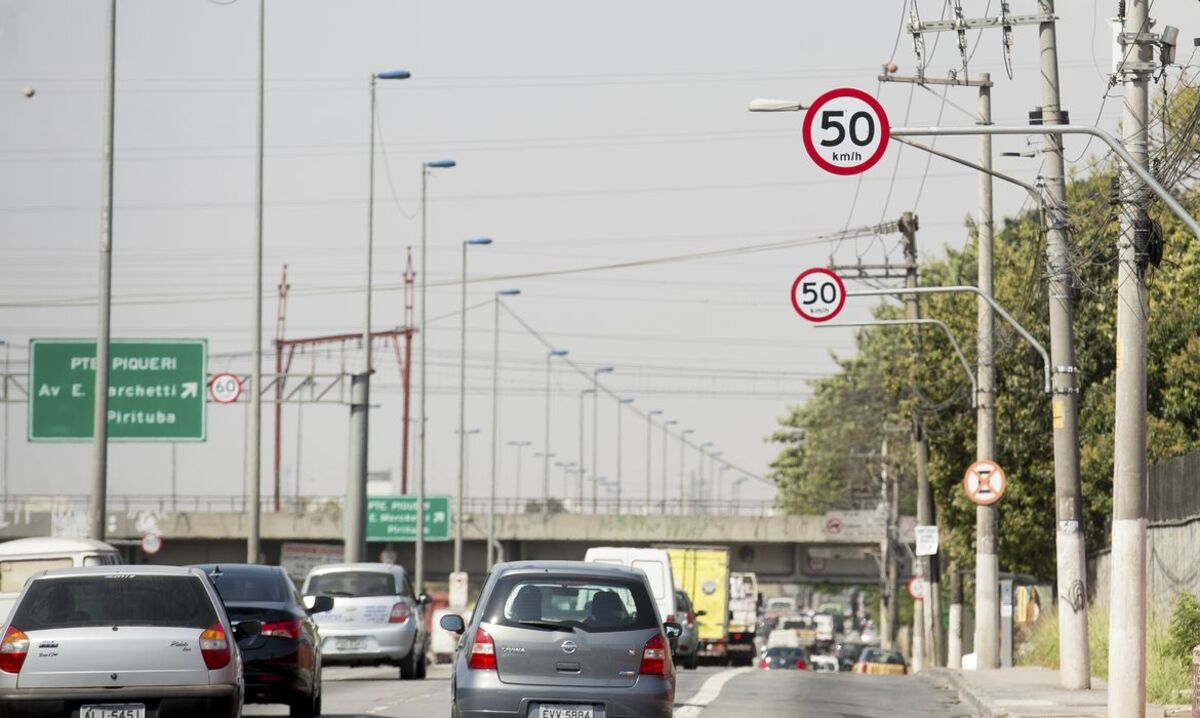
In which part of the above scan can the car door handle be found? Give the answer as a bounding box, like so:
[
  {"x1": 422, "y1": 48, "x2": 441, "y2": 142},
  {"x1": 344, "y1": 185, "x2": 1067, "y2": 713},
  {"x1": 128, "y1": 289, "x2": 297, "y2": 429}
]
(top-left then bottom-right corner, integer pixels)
[{"x1": 556, "y1": 662, "x2": 581, "y2": 673}]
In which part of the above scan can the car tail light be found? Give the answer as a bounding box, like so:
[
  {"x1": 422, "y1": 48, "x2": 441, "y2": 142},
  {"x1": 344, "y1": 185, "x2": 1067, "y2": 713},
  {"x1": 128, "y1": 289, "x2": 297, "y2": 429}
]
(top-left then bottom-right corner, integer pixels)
[
  {"x1": 796, "y1": 658, "x2": 807, "y2": 670},
  {"x1": 758, "y1": 657, "x2": 769, "y2": 670},
  {"x1": 639, "y1": 633, "x2": 670, "y2": 676},
  {"x1": 468, "y1": 627, "x2": 496, "y2": 670},
  {"x1": 731, "y1": 632, "x2": 742, "y2": 640},
  {"x1": 261, "y1": 619, "x2": 302, "y2": 639},
  {"x1": 199, "y1": 623, "x2": 231, "y2": 670},
  {"x1": 686, "y1": 611, "x2": 695, "y2": 626},
  {"x1": 0, "y1": 627, "x2": 29, "y2": 674},
  {"x1": 389, "y1": 602, "x2": 411, "y2": 624}
]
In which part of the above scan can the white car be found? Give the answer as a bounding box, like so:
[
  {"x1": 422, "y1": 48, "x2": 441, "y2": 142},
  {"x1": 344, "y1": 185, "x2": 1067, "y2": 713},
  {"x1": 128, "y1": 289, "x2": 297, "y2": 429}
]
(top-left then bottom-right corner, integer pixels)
[
  {"x1": 0, "y1": 565, "x2": 255, "y2": 717},
  {"x1": 810, "y1": 654, "x2": 840, "y2": 673}
]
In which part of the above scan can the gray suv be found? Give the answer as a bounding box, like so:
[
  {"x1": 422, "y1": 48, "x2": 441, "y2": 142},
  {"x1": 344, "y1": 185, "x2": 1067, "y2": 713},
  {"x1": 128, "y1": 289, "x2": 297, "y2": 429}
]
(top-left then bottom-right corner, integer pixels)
[
  {"x1": 0, "y1": 565, "x2": 257, "y2": 718},
  {"x1": 441, "y1": 561, "x2": 681, "y2": 718}
]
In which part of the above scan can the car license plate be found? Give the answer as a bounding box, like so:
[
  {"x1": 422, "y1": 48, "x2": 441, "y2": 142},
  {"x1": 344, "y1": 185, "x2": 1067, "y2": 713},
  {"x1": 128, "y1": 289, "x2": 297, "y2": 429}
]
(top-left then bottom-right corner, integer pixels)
[
  {"x1": 537, "y1": 704, "x2": 593, "y2": 718},
  {"x1": 81, "y1": 705, "x2": 145, "y2": 718},
  {"x1": 337, "y1": 637, "x2": 368, "y2": 650}
]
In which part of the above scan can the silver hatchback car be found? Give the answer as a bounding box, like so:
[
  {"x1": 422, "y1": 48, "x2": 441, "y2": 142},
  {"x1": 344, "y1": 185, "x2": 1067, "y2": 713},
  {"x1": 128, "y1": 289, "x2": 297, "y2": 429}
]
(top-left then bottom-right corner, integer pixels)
[
  {"x1": 302, "y1": 562, "x2": 428, "y2": 679},
  {"x1": 441, "y1": 561, "x2": 681, "y2": 718},
  {"x1": 0, "y1": 565, "x2": 256, "y2": 718}
]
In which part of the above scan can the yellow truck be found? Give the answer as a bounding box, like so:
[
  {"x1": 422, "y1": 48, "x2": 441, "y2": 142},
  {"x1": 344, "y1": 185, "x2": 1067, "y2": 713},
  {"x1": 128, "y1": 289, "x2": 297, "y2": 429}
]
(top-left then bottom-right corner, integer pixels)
[{"x1": 665, "y1": 546, "x2": 731, "y2": 665}]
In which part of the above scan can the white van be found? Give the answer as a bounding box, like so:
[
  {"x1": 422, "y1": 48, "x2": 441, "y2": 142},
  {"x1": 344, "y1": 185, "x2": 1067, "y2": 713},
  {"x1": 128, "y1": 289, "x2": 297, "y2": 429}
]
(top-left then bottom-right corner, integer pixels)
[
  {"x1": 583, "y1": 546, "x2": 677, "y2": 622},
  {"x1": 0, "y1": 536, "x2": 121, "y2": 620}
]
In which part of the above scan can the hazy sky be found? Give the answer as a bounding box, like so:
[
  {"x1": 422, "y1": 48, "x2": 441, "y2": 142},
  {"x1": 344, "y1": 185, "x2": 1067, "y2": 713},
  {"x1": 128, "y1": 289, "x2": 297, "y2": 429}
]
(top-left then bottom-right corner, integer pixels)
[{"x1": 2, "y1": 1, "x2": 1198, "y2": 509}]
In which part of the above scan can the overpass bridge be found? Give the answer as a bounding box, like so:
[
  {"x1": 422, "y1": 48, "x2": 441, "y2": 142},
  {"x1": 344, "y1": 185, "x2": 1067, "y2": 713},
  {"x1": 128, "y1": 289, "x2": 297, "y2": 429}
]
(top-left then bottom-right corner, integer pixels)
[{"x1": 0, "y1": 495, "x2": 916, "y2": 589}]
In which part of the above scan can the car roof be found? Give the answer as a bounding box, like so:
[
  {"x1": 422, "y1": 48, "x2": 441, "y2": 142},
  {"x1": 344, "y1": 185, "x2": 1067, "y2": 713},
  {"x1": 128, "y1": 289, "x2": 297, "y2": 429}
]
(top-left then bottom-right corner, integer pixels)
[
  {"x1": 0, "y1": 536, "x2": 118, "y2": 556},
  {"x1": 34, "y1": 565, "x2": 205, "y2": 579},
  {"x1": 190, "y1": 563, "x2": 283, "y2": 576},
  {"x1": 306, "y1": 562, "x2": 408, "y2": 577},
  {"x1": 492, "y1": 560, "x2": 644, "y2": 579}
]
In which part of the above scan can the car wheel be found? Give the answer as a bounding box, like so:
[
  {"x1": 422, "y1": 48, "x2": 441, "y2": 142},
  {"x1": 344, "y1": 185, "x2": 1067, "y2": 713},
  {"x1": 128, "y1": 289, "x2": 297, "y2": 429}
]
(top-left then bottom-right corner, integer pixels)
[
  {"x1": 289, "y1": 691, "x2": 317, "y2": 718},
  {"x1": 399, "y1": 646, "x2": 419, "y2": 680},
  {"x1": 415, "y1": 646, "x2": 428, "y2": 679}
]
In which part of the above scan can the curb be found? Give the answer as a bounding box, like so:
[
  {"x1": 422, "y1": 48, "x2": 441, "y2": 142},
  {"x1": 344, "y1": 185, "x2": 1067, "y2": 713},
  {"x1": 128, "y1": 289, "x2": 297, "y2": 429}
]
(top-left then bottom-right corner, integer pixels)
[{"x1": 918, "y1": 667, "x2": 1001, "y2": 718}]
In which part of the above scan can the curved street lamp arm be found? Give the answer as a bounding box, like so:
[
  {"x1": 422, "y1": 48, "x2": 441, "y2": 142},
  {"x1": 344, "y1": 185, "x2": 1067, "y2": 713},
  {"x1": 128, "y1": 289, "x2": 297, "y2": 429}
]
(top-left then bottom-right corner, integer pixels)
[
  {"x1": 845, "y1": 285, "x2": 1051, "y2": 393},
  {"x1": 814, "y1": 318, "x2": 978, "y2": 408},
  {"x1": 890, "y1": 136, "x2": 1042, "y2": 208}
]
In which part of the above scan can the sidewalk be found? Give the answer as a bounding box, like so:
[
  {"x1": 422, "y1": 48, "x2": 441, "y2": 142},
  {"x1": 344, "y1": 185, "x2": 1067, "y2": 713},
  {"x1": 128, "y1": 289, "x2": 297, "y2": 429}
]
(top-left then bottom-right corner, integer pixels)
[{"x1": 919, "y1": 666, "x2": 1191, "y2": 718}]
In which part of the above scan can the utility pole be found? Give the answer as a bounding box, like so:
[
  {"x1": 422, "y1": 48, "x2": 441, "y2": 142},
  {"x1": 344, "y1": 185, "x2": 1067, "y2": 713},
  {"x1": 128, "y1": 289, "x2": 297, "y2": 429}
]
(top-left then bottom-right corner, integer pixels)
[
  {"x1": 879, "y1": 436, "x2": 896, "y2": 650},
  {"x1": 246, "y1": 0, "x2": 265, "y2": 564},
  {"x1": 1036, "y1": 0, "x2": 1090, "y2": 688},
  {"x1": 90, "y1": 0, "x2": 116, "y2": 543},
  {"x1": 1109, "y1": 1, "x2": 1153, "y2": 713},
  {"x1": 948, "y1": 567, "x2": 963, "y2": 669},
  {"x1": 899, "y1": 212, "x2": 941, "y2": 667}
]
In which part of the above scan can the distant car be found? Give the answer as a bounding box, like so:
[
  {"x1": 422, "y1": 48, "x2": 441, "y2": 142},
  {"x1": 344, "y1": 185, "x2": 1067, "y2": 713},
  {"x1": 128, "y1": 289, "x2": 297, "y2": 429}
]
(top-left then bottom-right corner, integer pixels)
[
  {"x1": 0, "y1": 537, "x2": 121, "y2": 623},
  {"x1": 441, "y1": 560, "x2": 681, "y2": 718},
  {"x1": 835, "y1": 641, "x2": 866, "y2": 671},
  {"x1": 853, "y1": 647, "x2": 908, "y2": 675},
  {"x1": 302, "y1": 563, "x2": 429, "y2": 679},
  {"x1": 758, "y1": 646, "x2": 809, "y2": 670},
  {"x1": 193, "y1": 563, "x2": 332, "y2": 718},
  {"x1": 810, "y1": 654, "x2": 839, "y2": 673},
  {"x1": 672, "y1": 588, "x2": 702, "y2": 670},
  {"x1": 764, "y1": 596, "x2": 797, "y2": 614},
  {"x1": 0, "y1": 565, "x2": 257, "y2": 718}
]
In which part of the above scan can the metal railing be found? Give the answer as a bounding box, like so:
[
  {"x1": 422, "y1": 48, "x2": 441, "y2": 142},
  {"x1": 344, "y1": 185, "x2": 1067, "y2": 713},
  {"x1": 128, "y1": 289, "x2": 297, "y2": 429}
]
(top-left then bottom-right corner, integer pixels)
[{"x1": 1, "y1": 494, "x2": 779, "y2": 518}]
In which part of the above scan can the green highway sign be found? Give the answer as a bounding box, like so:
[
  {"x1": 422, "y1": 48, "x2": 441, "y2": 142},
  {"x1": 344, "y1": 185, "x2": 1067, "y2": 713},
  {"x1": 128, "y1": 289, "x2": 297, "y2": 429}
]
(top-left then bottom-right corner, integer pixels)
[
  {"x1": 29, "y1": 339, "x2": 207, "y2": 442},
  {"x1": 366, "y1": 495, "x2": 451, "y2": 542}
]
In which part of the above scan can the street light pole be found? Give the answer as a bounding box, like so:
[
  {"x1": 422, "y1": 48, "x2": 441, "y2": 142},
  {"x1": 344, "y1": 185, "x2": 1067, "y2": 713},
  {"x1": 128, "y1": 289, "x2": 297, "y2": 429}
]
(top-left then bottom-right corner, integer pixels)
[
  {"x1": 678, "y1": 429, "x2": 694, "y2": 514},
  {"x1": 661, "y1": 420, "x2": 676, "y2": 512},
  {"x1": 415, "y1": 158, "x2": 455, "y2": 594},
  {"x1": 454, "y1": 238, "x2": 492, "y2": 573},
  {"x1": 646, "y1": 410, "x2": 661, "y2": 510},
  {"x1": 507, "y1": 440, "x2": 531, "y2": 503},
  {"x1": 346, "y1": 68, "x2": 411, "y2": 565},
  {"x1": 488, "y1": 290, "x2": 520, "y2": 567},
  {"x1": 542, "y1": 349, "x2": 568, "y2": 513},
  {"x1": 590, "y1": 367, "x2": 614, "y2": 511},
  {"x1": 698, "y1": 442, "x2": 713, "y2": 511},
  {"x1": 616, "y1": 398, "x2": 633, "y2": 514},
  {"x1": 245, "y1": 0, "x2": 266, "y2": 563},
  {"x1": 90, "y1": 0, "x2": 117, "y2": 543},
  {"x1": 578, "y1": 388, "x2": 594, "y2": 508}
]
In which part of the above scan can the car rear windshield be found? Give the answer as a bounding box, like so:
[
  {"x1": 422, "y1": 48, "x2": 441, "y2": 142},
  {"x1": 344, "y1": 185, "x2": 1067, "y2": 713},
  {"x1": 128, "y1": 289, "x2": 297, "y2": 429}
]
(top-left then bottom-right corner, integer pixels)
[
  {"x1": 481, "y1": 573, "x2": 658, "y2": 634},
  {"x1": 306, "y1": 571, "x2": 398, "y2": 597},
  {"x1": 12, "y1": 575, "x2": 217, "y2": 631},
  {"x1": 207, "y1": 570, "x2": 290, "y2": 603},
  {"x1": 766, "y1": 647, "x2": 807, "y2": 660}
]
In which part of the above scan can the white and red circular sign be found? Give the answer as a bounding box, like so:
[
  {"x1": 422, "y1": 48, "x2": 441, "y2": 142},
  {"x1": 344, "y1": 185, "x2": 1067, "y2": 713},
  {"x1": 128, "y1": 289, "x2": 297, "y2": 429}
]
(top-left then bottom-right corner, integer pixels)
[
  {"x1": 141, "y1": 533, "x2": 163, "y2": 555},
  {"x1": 791, "y1": 268, "x2": 847, "y2": 323},
  {"x1": 825, "y1": 517, "x2": 844, "y2": 535},
  {"x1": 907, "y1": 575, "x2": 926, "y2": 601},
  {"x1": 802, "y1": 87, "x2": 890, "y2": 176},
  {"x1": 963, "y1": 460, "x2": 1007, "y2": 506},
  {"x1": 209, "y1": 372, "x2": 243, "y2": 404}
]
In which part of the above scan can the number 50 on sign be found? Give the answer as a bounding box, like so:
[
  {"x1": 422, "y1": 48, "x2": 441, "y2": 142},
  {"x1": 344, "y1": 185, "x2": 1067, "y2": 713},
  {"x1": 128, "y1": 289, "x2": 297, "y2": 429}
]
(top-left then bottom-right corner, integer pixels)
[
  {"x1": 791, "y1": 268, "x2": 846, "y2": 323},
  {"x1": 802, "y1": 87, "x2": 890, "y2": 176}
]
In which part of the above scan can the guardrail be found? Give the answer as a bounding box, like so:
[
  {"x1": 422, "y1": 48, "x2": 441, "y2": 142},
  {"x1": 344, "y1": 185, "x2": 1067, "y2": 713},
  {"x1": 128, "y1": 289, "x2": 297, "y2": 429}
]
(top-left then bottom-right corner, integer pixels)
[{"x1": 0, "y1": 493, "x2": 780, "y2": 518}]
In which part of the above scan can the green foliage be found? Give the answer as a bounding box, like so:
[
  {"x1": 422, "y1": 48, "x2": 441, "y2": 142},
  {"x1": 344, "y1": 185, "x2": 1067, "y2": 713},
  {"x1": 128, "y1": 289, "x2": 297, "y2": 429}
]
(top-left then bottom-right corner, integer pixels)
[
  {"x1": 769, "y1": 164, "x2": 1200, "y2": 577},
  {"x1": 1165, "y1": 592, "x2": 1200, "y2": 669}
]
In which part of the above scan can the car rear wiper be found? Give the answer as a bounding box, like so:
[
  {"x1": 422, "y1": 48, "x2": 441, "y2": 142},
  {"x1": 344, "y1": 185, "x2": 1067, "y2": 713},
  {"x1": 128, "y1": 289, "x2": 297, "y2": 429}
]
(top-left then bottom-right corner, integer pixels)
[{"x1": 515, "y1": 619, "x2": 576, "y2": 632}]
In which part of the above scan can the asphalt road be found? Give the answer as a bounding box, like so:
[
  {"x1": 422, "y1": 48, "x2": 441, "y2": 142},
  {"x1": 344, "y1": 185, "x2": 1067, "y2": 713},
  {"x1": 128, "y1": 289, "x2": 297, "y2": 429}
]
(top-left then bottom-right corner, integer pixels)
[{"x1": 244, "y1": 662, "x2": 968, "y2": 718}]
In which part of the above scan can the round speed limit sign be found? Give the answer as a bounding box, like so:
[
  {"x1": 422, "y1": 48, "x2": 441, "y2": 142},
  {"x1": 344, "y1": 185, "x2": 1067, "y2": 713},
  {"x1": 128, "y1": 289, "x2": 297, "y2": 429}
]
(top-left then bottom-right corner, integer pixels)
[
  {"x1": 803, "y1": 87, "x2": 890, "y2": 175},
  {"x1": 209, "y1": 372, "x2": 243, "y2": 404},
  {"x1": 791, "y1": 267, "x2": 846, "y2": 322}
]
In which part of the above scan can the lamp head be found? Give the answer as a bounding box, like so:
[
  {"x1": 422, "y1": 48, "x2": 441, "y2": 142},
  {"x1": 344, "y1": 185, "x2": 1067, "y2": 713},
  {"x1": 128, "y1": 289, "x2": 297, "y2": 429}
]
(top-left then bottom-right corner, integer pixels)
[
  {"x1": 465, "y1": 237, "x2": 493, "y2": 246},
  {"x1": 425, "y1": 159, "x2": 456, "y2": 169},
  {"x1": 595, "y1": 366, "x2": 615, "y2": 374},
  {"x1": 550, "y1": 349, "x2": 569, "y2": 357},
  {"x1": 748, "y1": 98, "x2": 807, "y2": 113},
  {"x1": 376, "y1": 69, "x2": 411, "y2": 80},
  {"x1": 497, "y1": 289, "x2": 521, "y2": 296}
]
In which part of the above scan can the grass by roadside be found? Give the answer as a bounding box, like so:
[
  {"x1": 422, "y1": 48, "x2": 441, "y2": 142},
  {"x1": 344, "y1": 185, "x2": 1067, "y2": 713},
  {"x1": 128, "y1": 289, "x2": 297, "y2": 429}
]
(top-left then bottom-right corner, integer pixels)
[{"x1": 1016, "y1": 595, "x2": 1198, "y2": 704}]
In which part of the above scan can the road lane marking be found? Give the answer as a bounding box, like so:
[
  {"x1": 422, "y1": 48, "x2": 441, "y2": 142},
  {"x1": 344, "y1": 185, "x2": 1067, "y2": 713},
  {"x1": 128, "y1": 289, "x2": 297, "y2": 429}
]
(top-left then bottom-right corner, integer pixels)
[{"x1": 674, "y1": 667, "x2": 752, "y2": 717}]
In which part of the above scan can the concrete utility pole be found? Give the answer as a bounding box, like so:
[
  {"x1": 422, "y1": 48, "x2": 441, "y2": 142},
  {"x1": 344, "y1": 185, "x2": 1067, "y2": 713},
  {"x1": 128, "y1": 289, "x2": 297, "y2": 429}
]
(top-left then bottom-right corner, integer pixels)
[
  {"x1": 1036, "y1": 0, "x2": 1091, "y2": 688},
  {"x1": 1109, "y1": 1, "x2": 1153, "y2": 713},
  {"x1": 661, "y1": 420, "x2": 676, "y2": 511},
  {"x1": 948, "y1": 567, "x2": 964, "y2": 668},
  {"x1": 90, "y1": 0, "x2": 116, "y2": 543},
  {"x1": 899, "y1": 213, "x2": 941, "y2": 667},
  {"x1": 246, "y1": 0, "x2": 265, "y2": 564},
  {"x1": 578, "y1": 388, "x2": 592, "y2": 505},
  {"x1": 879, "y1": 436, "x2": 896, "y2": 650}
]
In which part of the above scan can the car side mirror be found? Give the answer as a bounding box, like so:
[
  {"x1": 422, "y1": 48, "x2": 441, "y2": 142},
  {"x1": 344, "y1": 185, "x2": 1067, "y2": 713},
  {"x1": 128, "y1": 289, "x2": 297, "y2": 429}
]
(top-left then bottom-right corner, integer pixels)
[
  {"x1": 304, "y1": 594, "x2": 334, "y2": 614},
  {"x1": 663, "y1": 621, "x2": 683, "y2": 640},
  {"x1": 440, "y1": 614, "x2": 466, "y2": 634},
  {"x1": 695, "y1": 610, "x2": 707, "y2": 617},
  {"x1": 418, "y1": 592, "x2": 432, "y2": 606},
  {"x1": 233, "y1": 620, "x2": 262, "y2": 641}
]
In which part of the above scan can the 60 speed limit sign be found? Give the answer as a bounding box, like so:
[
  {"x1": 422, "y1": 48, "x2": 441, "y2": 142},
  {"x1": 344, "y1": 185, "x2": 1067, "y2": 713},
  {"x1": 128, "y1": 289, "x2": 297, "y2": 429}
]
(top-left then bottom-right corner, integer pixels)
[
  {"x1": 209, "y1": 372, "x2": 243, "y2": 404},
  {"x1": 791, "y1": 267, "x2": 846, "y2": 322},
  {"x1": 803, "y1": 87, "x2": 890, "y2": 175}
]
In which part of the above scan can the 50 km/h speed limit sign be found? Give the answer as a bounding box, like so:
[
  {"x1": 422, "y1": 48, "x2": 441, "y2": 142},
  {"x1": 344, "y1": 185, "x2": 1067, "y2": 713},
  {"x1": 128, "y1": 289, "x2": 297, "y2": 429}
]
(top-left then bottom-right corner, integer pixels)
[
  {"x1": 803, "y1": 87, "x2": 890, "y2": 175},
  {"x1": 791, "y1": 267, "x2": 846, "y2": 323}
]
